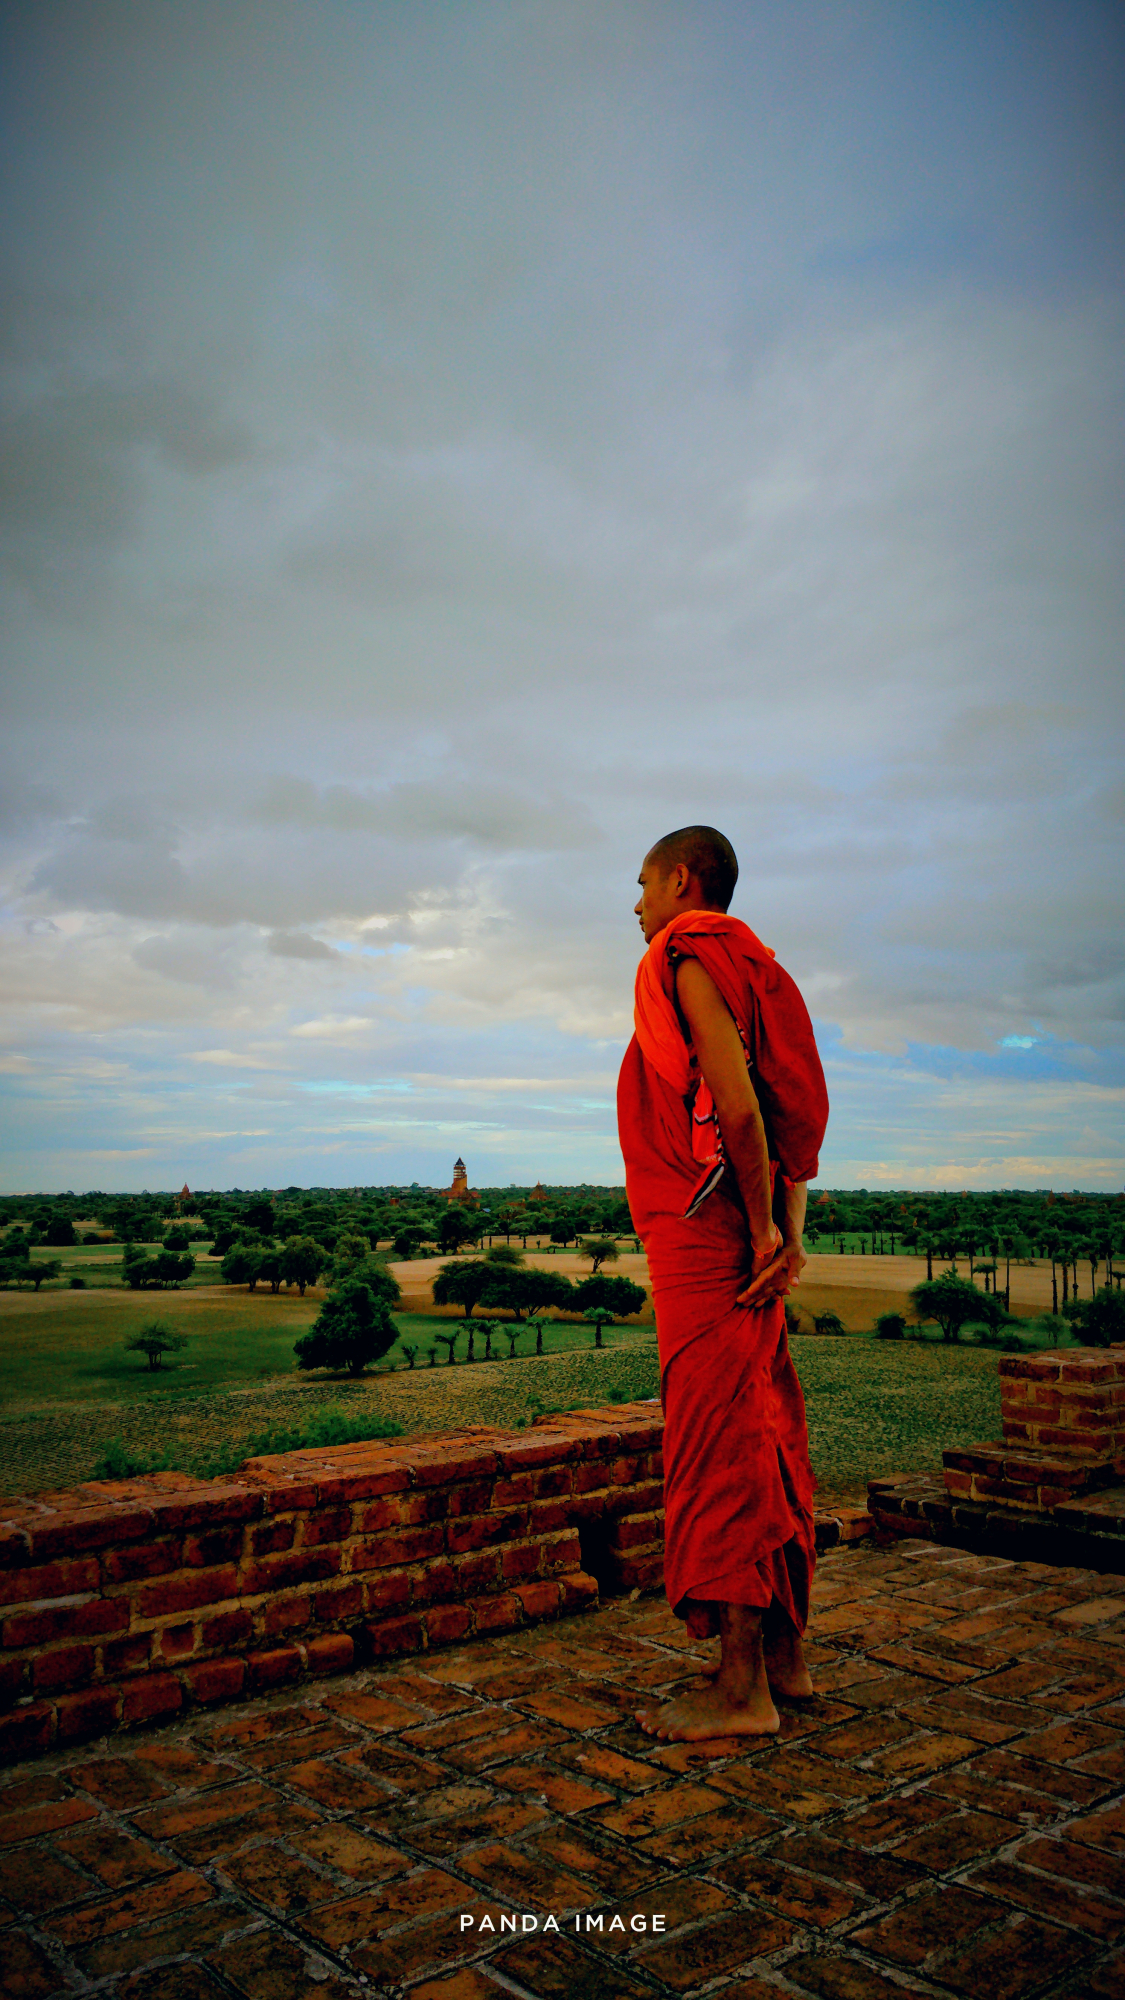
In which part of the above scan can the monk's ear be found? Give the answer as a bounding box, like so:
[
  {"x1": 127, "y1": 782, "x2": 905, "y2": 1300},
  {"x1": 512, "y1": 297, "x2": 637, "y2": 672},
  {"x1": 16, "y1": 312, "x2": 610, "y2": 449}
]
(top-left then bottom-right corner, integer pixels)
[{"x1": 671, "y1": 862, "x2": 692, "y2": 899}]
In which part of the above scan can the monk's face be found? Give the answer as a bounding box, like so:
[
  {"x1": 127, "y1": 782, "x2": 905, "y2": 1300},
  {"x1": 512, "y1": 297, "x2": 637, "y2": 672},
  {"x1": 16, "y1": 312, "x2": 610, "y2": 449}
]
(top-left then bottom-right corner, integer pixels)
[{"x1": 635, "y1": 851, "x2": 691, "y2": 944}]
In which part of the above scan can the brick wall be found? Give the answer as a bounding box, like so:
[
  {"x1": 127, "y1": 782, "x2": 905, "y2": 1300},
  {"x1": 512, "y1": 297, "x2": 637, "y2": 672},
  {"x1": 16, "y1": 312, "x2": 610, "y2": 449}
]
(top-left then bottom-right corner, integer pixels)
[
  {"x1": 942, "y1": 1347, "x2": 1125, "y2": 1513},
  {"x1": 0, "y1": 1404, "x2": 667, "y2": 1764}
]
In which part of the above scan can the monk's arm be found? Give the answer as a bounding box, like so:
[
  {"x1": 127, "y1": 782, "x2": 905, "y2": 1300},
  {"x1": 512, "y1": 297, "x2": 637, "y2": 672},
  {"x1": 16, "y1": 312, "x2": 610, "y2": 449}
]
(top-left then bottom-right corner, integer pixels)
[{"x1": 673, "y1": 958, "x2": 777, "y2": 1256}]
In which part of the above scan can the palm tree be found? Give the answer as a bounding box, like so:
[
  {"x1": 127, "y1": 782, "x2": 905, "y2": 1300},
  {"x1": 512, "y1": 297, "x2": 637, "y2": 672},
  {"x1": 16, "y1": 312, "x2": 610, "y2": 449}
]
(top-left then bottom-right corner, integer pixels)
[
  {"x1": 434, "y1": 1331, "x2": 459, "y2": 1366},
  {"x1": 527, "y1": 1315, "x2": 546, "y2": 1356}
]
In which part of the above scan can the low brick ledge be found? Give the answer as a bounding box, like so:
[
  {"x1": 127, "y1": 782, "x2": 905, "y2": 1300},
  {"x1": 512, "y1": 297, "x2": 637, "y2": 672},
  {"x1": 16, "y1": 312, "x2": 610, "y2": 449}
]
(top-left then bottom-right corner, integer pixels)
[
  {"x1": 869, "y1": 1468, "x2": 1125, "y2": 1571},
  {"x1": 0, "y1": 1402, "x2": 872, "y2": 1764}
]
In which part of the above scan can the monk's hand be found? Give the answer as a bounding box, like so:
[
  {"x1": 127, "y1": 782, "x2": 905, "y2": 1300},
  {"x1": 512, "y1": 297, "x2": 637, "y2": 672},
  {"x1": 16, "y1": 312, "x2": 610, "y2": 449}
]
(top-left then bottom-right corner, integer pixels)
[{"x1": 738, "y1": 1232, "x2": 806, "y2": 1308}]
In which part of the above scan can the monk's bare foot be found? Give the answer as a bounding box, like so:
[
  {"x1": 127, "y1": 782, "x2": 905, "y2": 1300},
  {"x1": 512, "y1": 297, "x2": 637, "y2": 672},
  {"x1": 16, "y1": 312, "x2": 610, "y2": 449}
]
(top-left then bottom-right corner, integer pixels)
[
  {"x1": 763, "y1": 1625, "x2": 814, "y2": 1701},
  {"x1": 635, "y1": 1680, "x2": 779, "y2": 1741}
]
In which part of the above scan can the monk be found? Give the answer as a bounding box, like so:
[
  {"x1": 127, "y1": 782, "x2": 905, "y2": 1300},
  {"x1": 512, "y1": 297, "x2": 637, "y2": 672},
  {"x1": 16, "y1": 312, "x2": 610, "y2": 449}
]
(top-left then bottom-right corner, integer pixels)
[{"x1": 617, "y1": 826, "x2": 829, "y2": 1740}]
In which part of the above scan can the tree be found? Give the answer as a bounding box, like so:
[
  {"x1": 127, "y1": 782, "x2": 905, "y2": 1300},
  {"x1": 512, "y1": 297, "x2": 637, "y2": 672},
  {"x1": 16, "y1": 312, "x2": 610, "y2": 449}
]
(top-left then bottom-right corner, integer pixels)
[
  {"x1": 243, "y1": 1198, "x2": 276, "y2": 1237},
  {"x1": 583, "y1": 1306, "x2": 615, "y2": 1349},
  {"x1": 124, "y1": 1323, "x2": 187, "y2": 1372},
  {"x1": 1063, "y1": 1287, "x2": 1125, "y2": 1349},
  {"x1": 433, "y1": 1331, "x2": 459, "y2": 1366},
  {"x1": 331, "y1": 1231, "x2": 372, "y2": 1277},
  {"x1": 439, "y1": 1208, "x2": 477, "y2": 1256},
  {"x1": 910, "y1": 1273, "x2": 1003, "y2": 1344},
  {"x1": 432, "y1": 1260, "x2": 494, "y2": 1319},
  {"x1": 392, "y1": 1225, "x2": 426, "y2": 1260},
  {"x1": 527, "y1": 1315, "x2": 547, "y2": 1356},
  {"x1": 221, "y1": 1243, "x2": 264, "y2": 1291},
  {"x1": 401, "y1": 1342, "x2": 418, "y2": 1369},
  {"x1": 812, "y1": 1311, "x2": 846, "y2": 1337},
  {"x1": 163, "y1": 1225, "x2": 191, "y2": 1252},
  {"x1": 481, "y1": 1268, "x2": 573, "y2": 1321},
  {"x1": 280, "y1": 1235, "x2": 327, "y2": 1296},
  {"x1": 27, "y1": 1258, "x2": 62, "y2": 1291},
  {"x1": 294, "y1": 1273, "x2": 398, "y2": 1377},
  {"x1": 580, "y1": 1237, "x2": 619, "y2": 1275},
  {"x1": 123, "y1": 1246, "x2": 195, "y2": 1290},
  {"x1": 45, "y1": 1216, "x2": 77, "y2": 1247},
  {"x1": 257, "y1": 1247, "x2": 284, "y2": 1294},
  {"x1": 573, "y1": 1274, "x2": 647, "y2": 1318}
]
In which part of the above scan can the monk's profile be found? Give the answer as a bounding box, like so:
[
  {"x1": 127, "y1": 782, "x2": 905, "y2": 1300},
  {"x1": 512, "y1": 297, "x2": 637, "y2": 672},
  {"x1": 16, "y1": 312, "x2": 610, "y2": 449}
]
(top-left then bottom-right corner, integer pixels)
[{"x1": 617, "y1": 826, "x2": 828, "y2": 1739}]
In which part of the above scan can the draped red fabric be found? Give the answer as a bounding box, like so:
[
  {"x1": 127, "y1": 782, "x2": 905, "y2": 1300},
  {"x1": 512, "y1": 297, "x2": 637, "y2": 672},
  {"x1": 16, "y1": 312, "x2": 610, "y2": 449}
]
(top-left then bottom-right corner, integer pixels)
[{"x1": 617, "y1": 915, "x2": 829, "y2": 1632}]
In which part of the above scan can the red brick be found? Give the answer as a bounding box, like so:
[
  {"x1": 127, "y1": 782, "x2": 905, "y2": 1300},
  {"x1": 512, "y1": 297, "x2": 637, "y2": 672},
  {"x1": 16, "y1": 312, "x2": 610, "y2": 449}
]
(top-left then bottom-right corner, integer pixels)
[
  {"x1": 559, "y1": 1571, "x2": 599, "y2": 1611},
  {"x1": 183, "y1": 1527, "x2": 243, "y2": 1568},
  {"x1": 351, "y1": 1525, "x2": 444, "y2": 1571},
  {"x1": 609, "y1": 1510, "x2": 664, "y2": 1551},
  {"x1": 525, "y1": 1495, "x2": 573, "y2": 1529},
  {"x1": 364, "y1": 1569, "x2": 412, "y2": 1614},
  {"x1": 245, "y1": 1645, "x2": 304, "y2": 1691},
  {"x1": 451, "y1": 1550, "x2": 502, "y2": 1592},
  {"x1": 181, "y1": 1658, "x2": 245, "y2": 1705},
  {"x1": 443, "y1": 1479, "x2": 496, "y2": 1516},
  {"x1": 446, "y1": 1509, "x2": 528, "y2": 1554},
  {"x1": 514, "y1": 1580, "x2": 561, "y2": 1621},
  {"x1": 412, "y1": 1559, "x2": 458, "y2": 1605},
  {"x1": 492, "y1": 1473, "x2": 534, "y2": 1506},
  {"x1": 246, "y1": 1517, "x2": 295, "y2": 1556},
  {"x1": 239, "y1": 1548, "x2": 340, "y2": 1594},
  {"x1": 540, "y1": 1532, "x2": 582, "y2": 1572},
  {"x1": 355, "y1": 1490, "x2": 444, "y2": 1531},
  {"x1": 148, "y1": 1488, "x2": 260, "y2": 1533},
  {"x1": 0, "y1": 1557, "x2": 101, "y2": 1607},
  {"x1": 157, "y1": 1624, "x2": 195, "y2": 1662},
  {"x1": 410, "y1": 1447, "x2": 500, "y2": 1487},
  {"x1": 470, "y1": 1593, "x2": 523, "y2": 1635},
  {"x1": 0, "y1": 1702, "x2": 53, "y2": 1758},
  {"x1": 313, "y1": 1582, "x2": 364, "y2": 1623},
  {"x1": 501, "y1": 1542, "x2": 543, "y2": 1582},
  {"x1": 200, "y1": 1609, "x2": 252, "y2": 1650},
  {"x1": 27, "y1": 1505, "x2": 156, "y2": 1561},
  {"x1": 615, "y1": 1551, "x2": 665, "y2": 1590},
  {"x1": 261, "y1": 1593, "x2": 311, "y2": 1638},
  {"x1": 532, "y1": 1466, "x2": 573, "y2": 1499},
  {"x1": 299, "y1": 1507, "x2": 353, "y2": 1547},
  {"x1": 365, "y1": 1614, "x2": 425, "y2": 1660},
  {"x1": 101, "y1": 1536, "x2": 182, "y2": 1584},
  {"x1": 305, "y1": 1633, "x2": 354, "y2": 1676},
  {"x1": 3, "y1": 1596, "x2": 128, "y2": 1647},
  {"x1": 32, "y1": 1644, "x2": 95, "y2": 1693},
  {"x1": 103, "y1": 1636, "x2": 153, "y2": 1678},
  {"x1": 55, "y1": 1685, "x2": 122, "y2": 1743},
  {"x1": 137, "y1": 1565, "x2": 239, "y2": 1619},
  {"x1": 425, "y1": 1604, "x2": 473, "y2": 1646},
  {"x1": 123, "y1": 1674, "x2": 183, "y2": 1725}
]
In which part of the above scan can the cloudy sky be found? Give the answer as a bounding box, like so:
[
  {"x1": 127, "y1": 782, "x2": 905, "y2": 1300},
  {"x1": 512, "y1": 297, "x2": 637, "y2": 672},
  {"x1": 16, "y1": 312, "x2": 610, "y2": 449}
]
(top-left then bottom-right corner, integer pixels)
[{"x1": 2, "y1": 0, "x2": 1122, "y2": 1195}]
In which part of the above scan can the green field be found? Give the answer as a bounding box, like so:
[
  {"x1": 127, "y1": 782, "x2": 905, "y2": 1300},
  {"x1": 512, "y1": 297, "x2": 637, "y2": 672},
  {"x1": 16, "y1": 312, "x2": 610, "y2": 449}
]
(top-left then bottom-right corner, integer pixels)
[{"x1": 0, "y1": 1273, "x2": 1004, "y2": 1504}]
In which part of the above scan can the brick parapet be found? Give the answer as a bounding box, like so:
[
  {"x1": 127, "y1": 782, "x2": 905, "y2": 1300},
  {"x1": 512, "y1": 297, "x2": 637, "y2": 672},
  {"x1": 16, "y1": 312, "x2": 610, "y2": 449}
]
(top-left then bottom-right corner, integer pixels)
[
  {"x1": 0, "y1": 1406, "x2": 672, "y2": 1762},
  {"x1": 943, "y1": 1344, "x2": 1125, "y2": 1511}
]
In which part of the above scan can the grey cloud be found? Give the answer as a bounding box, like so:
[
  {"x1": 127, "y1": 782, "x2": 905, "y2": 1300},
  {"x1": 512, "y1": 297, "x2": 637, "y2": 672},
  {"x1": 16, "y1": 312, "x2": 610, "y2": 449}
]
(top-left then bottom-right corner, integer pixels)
[{"x1": 267, "y1": 930, "x2": 338, "y2": 961}]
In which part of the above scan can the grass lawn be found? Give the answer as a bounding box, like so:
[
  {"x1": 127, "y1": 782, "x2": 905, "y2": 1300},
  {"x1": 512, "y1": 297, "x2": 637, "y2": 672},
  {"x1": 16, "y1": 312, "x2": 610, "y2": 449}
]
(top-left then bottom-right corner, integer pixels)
[{"x1": 0, "y1": 1266, "x2": 1005, "y2": 1502}]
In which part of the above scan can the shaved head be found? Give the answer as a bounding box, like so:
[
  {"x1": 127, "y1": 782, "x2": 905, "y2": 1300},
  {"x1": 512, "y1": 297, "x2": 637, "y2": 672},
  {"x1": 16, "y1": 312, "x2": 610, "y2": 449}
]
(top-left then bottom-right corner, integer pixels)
[{"x1": 647, "y1": 825, "x2": 739, "y2": 910}]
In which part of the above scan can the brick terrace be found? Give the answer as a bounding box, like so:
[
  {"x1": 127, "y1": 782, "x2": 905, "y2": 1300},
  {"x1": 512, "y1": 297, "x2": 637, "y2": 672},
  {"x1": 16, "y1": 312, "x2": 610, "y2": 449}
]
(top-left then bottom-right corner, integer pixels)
[{"x1": 1, "y1": 1537, "x2": 1123, "y2": 1999}]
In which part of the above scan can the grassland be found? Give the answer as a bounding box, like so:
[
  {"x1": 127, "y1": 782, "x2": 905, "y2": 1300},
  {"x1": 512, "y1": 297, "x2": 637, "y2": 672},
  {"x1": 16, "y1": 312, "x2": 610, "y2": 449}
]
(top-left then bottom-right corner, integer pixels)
[{"x1": 0, "y1": 1268, "x2": 1007, "y2": 1505}]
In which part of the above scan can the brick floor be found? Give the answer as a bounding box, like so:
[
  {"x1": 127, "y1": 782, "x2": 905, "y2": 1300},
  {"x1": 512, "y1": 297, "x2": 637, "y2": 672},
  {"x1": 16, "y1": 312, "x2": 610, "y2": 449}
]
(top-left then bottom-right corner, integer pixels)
[{"x1": 0, "y1": 1538, "x2": 1123, "y2": 1998}]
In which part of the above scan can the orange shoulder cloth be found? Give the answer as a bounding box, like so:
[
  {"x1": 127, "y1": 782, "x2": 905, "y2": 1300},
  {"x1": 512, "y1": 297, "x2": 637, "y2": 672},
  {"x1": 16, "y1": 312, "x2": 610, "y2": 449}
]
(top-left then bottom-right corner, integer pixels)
[{"x1": 633, "y1": 909, "x2": 774, "y2": 1093}]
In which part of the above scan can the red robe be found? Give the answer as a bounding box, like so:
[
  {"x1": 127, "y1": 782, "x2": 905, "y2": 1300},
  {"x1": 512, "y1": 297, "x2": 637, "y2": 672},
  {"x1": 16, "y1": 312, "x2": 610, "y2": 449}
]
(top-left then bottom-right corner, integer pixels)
[{"x1": 617, "y1": 911, "x2": 829, "y2": 1633}]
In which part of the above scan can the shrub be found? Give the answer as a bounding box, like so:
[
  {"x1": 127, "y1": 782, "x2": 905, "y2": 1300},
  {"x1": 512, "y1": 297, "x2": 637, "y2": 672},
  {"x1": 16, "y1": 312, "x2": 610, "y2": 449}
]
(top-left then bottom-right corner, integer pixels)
[
  {"x1": 69, "y1": 1276, "x2": 87, "y2": 1290},
  {"x1": 875, "y1": 1312, "x2": 906, "y2": 1341},
  {"x1": 910, "y1": 1273, "x2": 1005, "y2": 1344},
  {"x1": 91, "y1": 1438, "x2": 171, "y2": 1480},
  {"x1": 294, "y1": 1272, "x2": 399, "y2": 1376},
  {"x1": 1063, "y1": 1287, "x2": 1125, "y2": 1349},
  {"x1": 784, "y1": 1302, "x2": 803, "y2": 1336},
  {"x1": 812, "y1": 1311, "x2": 846, "y2": 1337}
]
